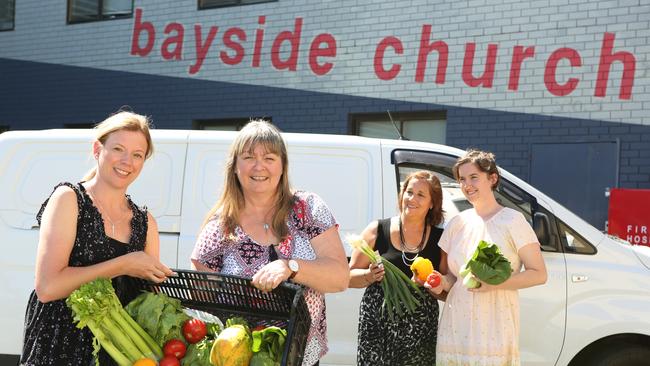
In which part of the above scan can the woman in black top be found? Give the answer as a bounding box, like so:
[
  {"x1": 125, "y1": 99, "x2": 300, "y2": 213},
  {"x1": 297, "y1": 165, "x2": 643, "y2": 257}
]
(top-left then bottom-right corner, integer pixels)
[
  {"x1": 349, "y1": 170, "x2": 447, "y2": 366},
  {"x1": 20, "y1": 111, "x2": 174, "y2": 366}
]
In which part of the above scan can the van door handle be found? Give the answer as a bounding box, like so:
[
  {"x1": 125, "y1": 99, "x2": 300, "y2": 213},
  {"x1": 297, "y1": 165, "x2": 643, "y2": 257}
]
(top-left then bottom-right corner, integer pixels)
[{"x1": 572, "y1": 274, "x2": 588, "y2": 283}]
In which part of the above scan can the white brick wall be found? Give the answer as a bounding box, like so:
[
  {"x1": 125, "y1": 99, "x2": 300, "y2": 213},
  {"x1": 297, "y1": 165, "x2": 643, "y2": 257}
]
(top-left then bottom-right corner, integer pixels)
[{"x1": 1, "y1": 0, "x2": 648, "y2": 125}]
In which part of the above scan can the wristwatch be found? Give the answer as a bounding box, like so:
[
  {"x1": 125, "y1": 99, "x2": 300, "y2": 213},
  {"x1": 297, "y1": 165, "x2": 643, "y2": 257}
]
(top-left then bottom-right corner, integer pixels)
[{"x1": 288, "y1": 259, "x2": 300, "y2": 280}]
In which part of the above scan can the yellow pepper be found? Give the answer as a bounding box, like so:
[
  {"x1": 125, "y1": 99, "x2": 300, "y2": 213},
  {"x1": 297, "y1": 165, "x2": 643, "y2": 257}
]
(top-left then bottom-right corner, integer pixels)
[{"x1": 410, "y1": 257, "x2": 434, "y2": 282}]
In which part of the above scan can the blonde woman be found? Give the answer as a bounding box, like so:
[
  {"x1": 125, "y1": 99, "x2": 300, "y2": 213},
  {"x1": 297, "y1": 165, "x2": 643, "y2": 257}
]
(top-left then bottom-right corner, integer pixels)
[
  {"x1": 21, "y1": 111, "x2": 173, "y2": 366},
  {"x1": 191, "y1": 120, "x2": 348, "y2": 366}
]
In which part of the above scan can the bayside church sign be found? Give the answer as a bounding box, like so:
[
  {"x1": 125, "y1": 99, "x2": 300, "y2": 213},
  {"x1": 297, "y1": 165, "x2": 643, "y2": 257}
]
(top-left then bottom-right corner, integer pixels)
[{"x1": 130, "y1": 8, "x2": 636, "y2": 101}]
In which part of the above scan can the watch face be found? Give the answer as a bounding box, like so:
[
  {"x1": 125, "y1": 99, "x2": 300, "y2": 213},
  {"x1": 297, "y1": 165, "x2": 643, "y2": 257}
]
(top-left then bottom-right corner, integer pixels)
[{"x1": 289, "y1": 259, "x2": 299, "y2": 272}]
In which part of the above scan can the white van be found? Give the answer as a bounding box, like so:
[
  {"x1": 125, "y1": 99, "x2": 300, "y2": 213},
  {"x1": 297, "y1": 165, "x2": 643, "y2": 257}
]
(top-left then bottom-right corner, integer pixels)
[{"x1": 1, "y1": 129, "x2": 649, "y2": 366}]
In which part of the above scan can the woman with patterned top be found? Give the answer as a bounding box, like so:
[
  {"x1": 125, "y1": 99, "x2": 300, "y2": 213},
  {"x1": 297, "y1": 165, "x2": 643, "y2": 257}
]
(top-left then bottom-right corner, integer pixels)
[
  {"x1": 190, "y1": 120, "x2": 349, "y2": 366},
  {"x1": 20, "y1": 111, "x2": 174, "y2": 366},
  {"x1": 349, "y1": 170, "x2": 447, "y2": 365}
]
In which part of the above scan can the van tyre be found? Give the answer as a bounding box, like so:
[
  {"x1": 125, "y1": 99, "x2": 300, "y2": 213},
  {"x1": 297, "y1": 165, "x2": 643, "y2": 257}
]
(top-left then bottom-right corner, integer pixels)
[{"x1": 589, "y1": 345, "x2": 650, "y2": 366}]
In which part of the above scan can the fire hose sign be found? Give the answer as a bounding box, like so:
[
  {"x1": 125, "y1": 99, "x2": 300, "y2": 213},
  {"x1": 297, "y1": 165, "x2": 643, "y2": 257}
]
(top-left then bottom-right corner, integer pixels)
[{"x1": 608, "y1": 188, "x2": 650, "y2": 247}]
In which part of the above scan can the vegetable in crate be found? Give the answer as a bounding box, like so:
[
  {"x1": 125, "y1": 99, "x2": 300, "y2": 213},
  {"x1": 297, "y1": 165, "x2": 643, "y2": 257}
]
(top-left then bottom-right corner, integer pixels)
[
  {"x1": 66, "y1": 278, "x2": 163, "y2": 366},
  {"x1": 181, "y1": 337, "x2": 214, "y2": 366},
  {"x1": 183, "y1": 318, "x2": 208, "y2": 344},
  {"x1": 126, "y1": 291, "x2": 191, "y2": 346},
  {"x1": 251, "y1": 326, "x2": 287, "y2": 366},
  {"x1": 210, "y1": 324, "x2": 253, "y2": 366},
  {"x1": 163, "y1": 339, "x2": 187, "y2": 359},
  {"x1": 460, "y1": 240, "x2": 513, "y2": 288},
  {"x1": 160, "y1": 355, "x2": 182, "y2": 366}
]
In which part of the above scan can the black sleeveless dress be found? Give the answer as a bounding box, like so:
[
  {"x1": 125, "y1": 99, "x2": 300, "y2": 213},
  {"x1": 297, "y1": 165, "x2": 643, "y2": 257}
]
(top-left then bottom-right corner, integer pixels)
[
  {"x1": 357, "y1": 218, "x2": 443, "y2": 366},
  {"x1": 20, "y1": 182, "x2": 148, "y2": 366}
]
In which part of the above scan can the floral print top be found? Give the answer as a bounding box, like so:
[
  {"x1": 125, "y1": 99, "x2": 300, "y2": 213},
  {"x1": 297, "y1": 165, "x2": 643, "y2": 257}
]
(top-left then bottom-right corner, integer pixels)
[{"x1": 191, "y1": 191, "x2": 338, "y2": 366}]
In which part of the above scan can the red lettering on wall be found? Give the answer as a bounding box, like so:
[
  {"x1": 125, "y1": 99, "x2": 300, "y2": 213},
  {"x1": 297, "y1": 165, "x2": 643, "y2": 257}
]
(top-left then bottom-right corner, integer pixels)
[
  {"x1": 221, "y1": 27, "x2": 246, "y2": 65},
  {"x1": 309, "y1": 33, "x2": 337, "y2": 76},
  {"x1": 595, "y1": 32, "x2": 636, "y2": 100},
  {"x1": 271, "y1": 18, "x2": 303, "y2": 71},
  {"x1": 508, "y1": 46, "x2": 535, "y2": 91},
  {"x1": 415, "y1": 25, "x2": 448, "y2": 84},
  {"x1": 252, "y1": 16, "x2": 266, "y2": 68},
  {"x1": 130, "y1": 8, "x2": 155, "y2": 56},
  {"x1": 374, "y1": 36, "x2": 403, "y2": 80},
  {"x1": 462, "y1": 43, "x2": 498, "y2": 88},
  {"x1": 189, "y1": 25, "x2": 218, "y2": 75},
  {"x1": 161, "y1": 23, "x2": 184, "y2": 60},
  {"x1": 544, "y1": 47, "x2": 581, "y2": 96}
]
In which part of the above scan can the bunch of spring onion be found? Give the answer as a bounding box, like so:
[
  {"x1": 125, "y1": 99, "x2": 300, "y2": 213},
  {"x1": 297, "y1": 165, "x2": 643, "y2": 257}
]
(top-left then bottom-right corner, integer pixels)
[
  {"x1": 348, "y1": 234, "x2": 426, "y2": 320},
  {"x1": 66, "y1": 278, "x2": 163, "y2": 366}
]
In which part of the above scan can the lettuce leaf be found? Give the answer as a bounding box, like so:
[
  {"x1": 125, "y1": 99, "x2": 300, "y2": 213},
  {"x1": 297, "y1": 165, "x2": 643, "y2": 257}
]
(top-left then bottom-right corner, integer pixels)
[{"x1": 466, "y1": 240, "x2": 513, "y2": 285}]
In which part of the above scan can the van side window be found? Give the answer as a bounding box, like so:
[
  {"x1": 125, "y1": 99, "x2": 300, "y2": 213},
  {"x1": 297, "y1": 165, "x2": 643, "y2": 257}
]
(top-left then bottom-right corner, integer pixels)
[{"x1": 558, "y1": 221, "x2": 597, "y2": 255}]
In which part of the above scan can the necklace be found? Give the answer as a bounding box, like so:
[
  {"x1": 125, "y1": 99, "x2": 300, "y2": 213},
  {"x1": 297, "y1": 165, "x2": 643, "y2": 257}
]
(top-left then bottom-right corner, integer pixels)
[
  {"x1": 398, "y1": 216, "x2": 427, "y2": 266},
  {"x1": 88, "y1": 189, "x2": 127, "y2": 237}
]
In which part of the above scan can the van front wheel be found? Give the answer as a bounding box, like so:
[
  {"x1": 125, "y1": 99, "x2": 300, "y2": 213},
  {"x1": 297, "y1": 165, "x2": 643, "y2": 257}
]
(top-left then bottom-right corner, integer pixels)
[{"x1": 589, "y1": 345, "x2": 650, "y2": 366}]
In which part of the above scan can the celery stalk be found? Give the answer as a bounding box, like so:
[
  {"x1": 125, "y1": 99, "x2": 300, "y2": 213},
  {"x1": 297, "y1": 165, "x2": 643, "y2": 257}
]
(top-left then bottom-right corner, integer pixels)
[
  {"x1": 110, "y1": 310, "x2": 156, "y2": 359},
  {"x1": 86, "y1": 321, "x2": 132, "y2": 366},
  {"x1": 119, "y1": 307, "x2": 163, "y2": 358}
]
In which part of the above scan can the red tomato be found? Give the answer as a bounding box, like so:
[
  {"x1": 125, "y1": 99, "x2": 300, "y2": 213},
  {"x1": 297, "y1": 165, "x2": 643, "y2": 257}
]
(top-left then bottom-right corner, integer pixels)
[
  {"x1": 426, "y1": 272, "x2": 441, "y2": 288},
  {"x1": 159, "y1": 356, "x2": 181, "y2": 366},
  {"x1": 182, "y1": 318, "x2": 208, "y2": 344},
  {"x1": 163, "y1": 338, "x2": 187, "y2": 359}
]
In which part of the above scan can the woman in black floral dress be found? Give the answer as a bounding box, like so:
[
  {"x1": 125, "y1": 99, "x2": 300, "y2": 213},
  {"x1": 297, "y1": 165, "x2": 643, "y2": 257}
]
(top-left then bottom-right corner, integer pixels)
[
  {"x1": 349, "y1": 171, "x2": 448, "y2": 365},
  {"x1": 20, "y1": 111, "x2": 174, "y2": 366}
]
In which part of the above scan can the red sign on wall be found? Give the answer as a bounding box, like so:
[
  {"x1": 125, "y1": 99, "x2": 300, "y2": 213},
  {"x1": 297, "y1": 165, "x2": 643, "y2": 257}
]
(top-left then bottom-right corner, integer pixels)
[{"x1": 608, "y1": 188, "x2": 650, "y2": 247}]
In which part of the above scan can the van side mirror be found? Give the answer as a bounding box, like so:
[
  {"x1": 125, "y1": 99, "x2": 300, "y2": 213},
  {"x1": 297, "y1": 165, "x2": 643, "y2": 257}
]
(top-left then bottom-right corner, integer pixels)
[{"x1": 533, "y1": 212, "x2": 551, "y2": 248}]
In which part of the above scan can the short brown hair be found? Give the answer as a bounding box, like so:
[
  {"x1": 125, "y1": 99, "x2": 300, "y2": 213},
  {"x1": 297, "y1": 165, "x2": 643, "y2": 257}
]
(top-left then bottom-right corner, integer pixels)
[{"x1": 453, "y1": 149, "x2": 500, "y2": 190}]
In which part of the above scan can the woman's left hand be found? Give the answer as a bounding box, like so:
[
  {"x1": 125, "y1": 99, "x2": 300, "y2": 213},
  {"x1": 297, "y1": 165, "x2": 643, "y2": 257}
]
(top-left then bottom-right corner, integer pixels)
[
  {"x1": 251, "y1": 259, "x2": 291, "y2": 292},
  {"x1": 467, "y1": 280, "x2": 498, "y2": 292}
]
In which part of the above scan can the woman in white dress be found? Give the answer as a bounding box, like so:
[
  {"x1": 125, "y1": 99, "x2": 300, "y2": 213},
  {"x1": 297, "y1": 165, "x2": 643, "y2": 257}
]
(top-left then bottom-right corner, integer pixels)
[{"x1": 427, "y1": 149, "x2": 547, "y2": 366}]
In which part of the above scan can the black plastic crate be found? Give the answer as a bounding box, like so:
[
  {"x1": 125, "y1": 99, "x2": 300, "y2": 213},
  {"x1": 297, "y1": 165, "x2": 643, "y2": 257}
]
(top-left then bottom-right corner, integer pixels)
[{"x1": 133, "y1": 269, "x2": 311, "y2": 366}]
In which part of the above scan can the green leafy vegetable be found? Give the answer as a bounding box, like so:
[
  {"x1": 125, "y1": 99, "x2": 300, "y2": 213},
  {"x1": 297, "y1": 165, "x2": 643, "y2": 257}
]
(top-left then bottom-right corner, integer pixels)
[
  {"x1": 251, "y1": 326, "x2": 286, "y2": 364},
  {"x1": 181, "y1": 337, "x2": 214, "y2": 366},
  {"x1": 66, "y1": 278, "x2": 163, "y2": 366},
  {"x1": 125, "y1": 291, "x2": 191, "y2": 346},
  {"x1": 250, "y1": 351, "x2": 278, "y2": 366},
  {"x1": 462, "y1": 240, "x2": 513, "y2": 286}
]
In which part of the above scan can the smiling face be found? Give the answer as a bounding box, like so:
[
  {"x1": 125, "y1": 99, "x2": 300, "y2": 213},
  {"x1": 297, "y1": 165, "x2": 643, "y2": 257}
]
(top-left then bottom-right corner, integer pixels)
[
  {"x1": 457, "y1": 162, "x2": 498, "y2": 204},
  {"x1": 400, "y1": 178, "x2": 434, "y2": 219},
  {"x1": 93, "y1": 129, "x2": 148, "y2": 189},
  {"x1": 235, "y1": 143, "x2": 283, "y2": 197}
]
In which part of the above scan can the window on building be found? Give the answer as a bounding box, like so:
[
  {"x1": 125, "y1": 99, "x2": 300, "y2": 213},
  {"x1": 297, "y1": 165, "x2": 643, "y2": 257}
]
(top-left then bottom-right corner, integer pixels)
[
  {"x1": 199, "y1": 0, "x2": 277, "y2": 10},
  {"x1": 352, "y1": 111, "x2": 447, "y2": 144},
  {"x1": 64, "y1": 122, "x2": 97, "y2": 129},
  {"x1": 194, "y1": 117, "x2": 271, "y2": 131},
  {"x1": 67, "y1": 0, "x2": 133, "y2": 24},
  {"x1": 0, "y1": 0, "x2": 15, "y2": 31}
]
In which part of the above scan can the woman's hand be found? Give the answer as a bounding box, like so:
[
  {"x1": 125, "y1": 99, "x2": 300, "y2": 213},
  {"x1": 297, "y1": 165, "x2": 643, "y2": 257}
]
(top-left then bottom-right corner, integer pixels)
[
  {"x1": 365, "y1": 262, "x2": 384, "y2": 284},
  {"x1": 421, "y1": 270, "x2": 446, "y2": 295},
  {"x1": 251, "y1": 259, "x2": 291, "y2": 292},
  {"x1": 467, "y1": 279, "x2": 498, "y2": 292},
  {"x1": 123, "y1": 251, "x2": 174, "y2": 283}
]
